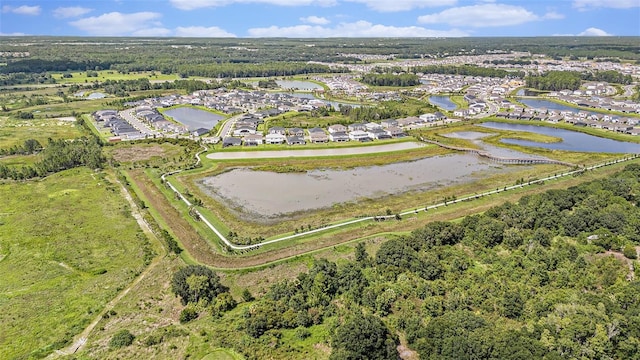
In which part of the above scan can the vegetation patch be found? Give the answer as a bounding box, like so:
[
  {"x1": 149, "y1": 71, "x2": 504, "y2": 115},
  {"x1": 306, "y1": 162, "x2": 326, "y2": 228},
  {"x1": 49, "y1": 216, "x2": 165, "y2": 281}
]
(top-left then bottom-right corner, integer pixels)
[{"x1": 0, "y1": 168, "x2": 149, "y2": 359}]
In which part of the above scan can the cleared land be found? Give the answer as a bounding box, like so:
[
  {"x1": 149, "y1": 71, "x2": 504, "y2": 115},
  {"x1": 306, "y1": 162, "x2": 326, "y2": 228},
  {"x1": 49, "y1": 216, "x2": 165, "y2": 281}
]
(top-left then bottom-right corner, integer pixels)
[{"x1": 0, "y1": 168, "x2": 152, "y2": 359}]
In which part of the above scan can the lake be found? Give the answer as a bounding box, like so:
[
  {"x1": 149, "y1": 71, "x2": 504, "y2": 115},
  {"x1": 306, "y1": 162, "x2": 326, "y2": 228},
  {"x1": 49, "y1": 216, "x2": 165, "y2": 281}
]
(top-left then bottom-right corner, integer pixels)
[
  {"x1": 164, "y1": 107, "x2": 225, "y2": 131},
  {"x1": 429, "y1": 95, "x2": 457, "y2": 111},
  {"x1": 276, "y1": 80, "x2": 324, "y2": 91},
  {"x1": 479, "y1": 122, "x2": 640, "y2": 153},
  {"x1": 198, "y1": 154, "x2": 516, "y2": 222},
  {"x1": 282, "y1": 92, "x2": 361, "y2": 110}
]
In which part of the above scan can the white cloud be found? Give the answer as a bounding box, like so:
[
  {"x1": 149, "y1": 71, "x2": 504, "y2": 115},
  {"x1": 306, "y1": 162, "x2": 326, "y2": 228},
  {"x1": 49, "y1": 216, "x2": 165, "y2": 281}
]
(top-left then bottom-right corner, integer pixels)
[
  {"x1": 573, "y1": 0, "x2": 639, "y2": 10},
  {"x1": 248, "y1": 20, "x2": 467, "y2": 37},
  {"x1": 53, "y1": 6, "x2": 92, "y2": 19},
  {"x1": 300, "y1": 16, "x2": 330, "y2": 25},
  {"x1": 418, "y1": 4, "x2": 541, "y2": 27},
  {"x1": 170, "y1": 0, "x2": 336, "y2": 10},
  {"x1": 0, "y1": 32, "x2": 27, "y2": 36},
  {"x1": 132, "y1": 28, "x2": 173, "y2": 37},
  {"x1": 345, "y1": 0, "x2": 457, "y2": 12},
  {"x1": 578, "y1": 27, "x2": 612, "y2": 36},
  {"x1": 175, "y1": 26, "x2": 237, "y2": 37},
  {"x1": 543, "y1": 11, "x2": 564, "y2": 20},
  {"x1": 69, "y1": 12, "x2": 164, "y2": 36},
  {"x1": 2, "y1": 5, "x2": 41, "y2": 16}
]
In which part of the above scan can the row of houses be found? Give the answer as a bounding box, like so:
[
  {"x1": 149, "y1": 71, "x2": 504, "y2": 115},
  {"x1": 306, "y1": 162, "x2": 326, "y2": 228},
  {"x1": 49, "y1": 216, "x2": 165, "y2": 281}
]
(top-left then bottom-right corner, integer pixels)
[
  {"x1": 93, "y1": 110, "x2": 145, "y2": 140},
  {"x1": 134, "y1": 107, "x2": 188, "y2": 134},
  {"x1": 223, "y1": 120, "x2": 411, "y2": 147}
]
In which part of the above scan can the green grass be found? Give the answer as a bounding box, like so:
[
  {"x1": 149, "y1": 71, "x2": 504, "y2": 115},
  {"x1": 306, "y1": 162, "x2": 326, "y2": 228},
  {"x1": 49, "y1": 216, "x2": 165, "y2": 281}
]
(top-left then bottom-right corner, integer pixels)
[
  {"x1": 51, "y1": 70, "x2": 181, "y2": 84},
  {"x1": 0, "y1": 116, "x2": 84, "y2": 148},
  {"x1": 0, "y1": 168, "x2": 150, "y2": 359}
]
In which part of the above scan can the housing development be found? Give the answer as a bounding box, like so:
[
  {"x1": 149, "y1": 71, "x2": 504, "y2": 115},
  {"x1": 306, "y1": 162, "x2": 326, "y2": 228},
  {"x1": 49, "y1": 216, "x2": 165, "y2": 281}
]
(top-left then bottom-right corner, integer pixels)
[{"x1": 2, "y1": 35, "x2": 640, "y2": 360}]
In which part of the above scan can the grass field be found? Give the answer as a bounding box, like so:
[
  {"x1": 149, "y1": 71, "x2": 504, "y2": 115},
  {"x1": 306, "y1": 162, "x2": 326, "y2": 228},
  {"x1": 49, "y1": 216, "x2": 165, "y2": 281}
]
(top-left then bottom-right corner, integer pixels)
[
  {"x1": 0, "y1": 116, "x2": 84, "y2": 148},
  {"x1": 51, "y1": 70, "x2": 181, "y2": 84},
  {"x1": 0, "y1": 168, "x2": 152, "y2": 359}
]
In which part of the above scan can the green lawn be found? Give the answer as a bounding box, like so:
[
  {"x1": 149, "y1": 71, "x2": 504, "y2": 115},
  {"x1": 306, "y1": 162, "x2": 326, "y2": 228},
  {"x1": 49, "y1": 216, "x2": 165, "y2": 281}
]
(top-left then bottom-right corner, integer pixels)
[
  {"x1": 51, "y1": 70, "x2": 181, "y2": 84},
  {"x1": 0, "y1": 168, "x2": 151, "y2": 359}
]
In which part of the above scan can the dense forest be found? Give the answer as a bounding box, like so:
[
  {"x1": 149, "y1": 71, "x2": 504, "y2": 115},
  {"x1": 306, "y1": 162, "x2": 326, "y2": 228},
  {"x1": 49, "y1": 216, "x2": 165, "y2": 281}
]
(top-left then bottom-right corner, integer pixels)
[
  {"x1": 361, "y1": 73, "x2": 421, "y2": 87},
  {"x1": 526, "y1": 71, "x2": 584, "y2": 91},
  {"x1": 411, "y1": 65, "x2": 525, "y2": 79},
  {"x1": 168, "y1": 163, "x2": 640, "y2": 359}
]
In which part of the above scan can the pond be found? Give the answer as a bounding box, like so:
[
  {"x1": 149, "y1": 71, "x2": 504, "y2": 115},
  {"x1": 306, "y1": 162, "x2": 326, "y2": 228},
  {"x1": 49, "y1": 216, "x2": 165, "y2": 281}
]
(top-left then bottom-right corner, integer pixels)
[
  {"x1": 282, "y1": 92, "x2": 362, "y2": 110},
  {"x1": 429, "y1": 95, "x2": 457, "y2": 111},
  {"x1": 276, "y1": 80, "x2": 324, "y2": 91},
  {"x1": 443, "y1": 131, "x2": 548, "y2": 160},
  {"x1": 479, "y1": 122, "x2": 640, "y2": 153},
  {"x1": 198, "y1": 154, "x2": 517, "y2": 222},
  {"x1": 87, "y1": 92, "x2": 106, "y2": 99},
  {"x1": 518, "y1": 98, "x2": 599, "y2": 115},
  {"x1": 163, "y1": 107, "x2": 225, "y2": 131}
]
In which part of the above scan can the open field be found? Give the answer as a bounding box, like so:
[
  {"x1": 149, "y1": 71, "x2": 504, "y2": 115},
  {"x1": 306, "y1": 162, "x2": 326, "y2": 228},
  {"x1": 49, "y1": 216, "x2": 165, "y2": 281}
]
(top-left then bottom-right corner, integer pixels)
[
  {"x1": 51, "y1": 70, "x2": 181, "y2": 84},
  {"x1": 0, "y1": 116, "x2": 83, "y2": 148},
  {"x1": 0, "y1": 168, "x2": 152, "y2": 359}
]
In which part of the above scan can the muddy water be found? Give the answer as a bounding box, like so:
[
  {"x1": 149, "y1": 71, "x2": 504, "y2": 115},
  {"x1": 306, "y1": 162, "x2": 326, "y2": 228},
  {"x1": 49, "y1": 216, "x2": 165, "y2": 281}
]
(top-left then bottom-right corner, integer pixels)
[
  {"x1": 198, "y1": 154, "x2": 516, "y2": 221},
  {"x1": 444, "y1": 131, "x2": 549, "y2": 160}
]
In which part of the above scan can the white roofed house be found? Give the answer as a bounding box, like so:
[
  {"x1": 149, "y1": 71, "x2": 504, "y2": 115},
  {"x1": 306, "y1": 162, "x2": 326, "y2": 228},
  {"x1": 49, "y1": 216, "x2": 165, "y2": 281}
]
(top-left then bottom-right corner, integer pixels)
[
  {"x1": 419, "y1": 113, "x2": 437, "y2": 122},
  {"x1": 381, "y1": 119, "x2": 398, "y2": 128},
  {"x1": 348, "y1": 130, "x2": 370, "y2": 141},
  {"x1": 365, "y1": 122, "x2": 383, "y2": 131},
  {"x1": 265, "y1": 133, "x2": 286, "y2": 144},
  {"x1": 348, "y1": 123, "x2": 366, "y2": 132},
  {"x1": 243, "y1": 134, "x2": 263, "y2": 146}
]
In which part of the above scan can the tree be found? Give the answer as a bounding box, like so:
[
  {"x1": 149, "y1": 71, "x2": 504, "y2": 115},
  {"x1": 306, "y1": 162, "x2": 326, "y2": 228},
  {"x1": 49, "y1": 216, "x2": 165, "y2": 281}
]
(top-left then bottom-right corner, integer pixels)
[
  {"x1": 171, "y1": 265, "x2": 228, "y2": 305},
  {"x1": 109, "y1": 330, "x2": 135, "y2": 348},
  {"x1": 330, "y1": 313, "x2": 398, "y2": 360}
]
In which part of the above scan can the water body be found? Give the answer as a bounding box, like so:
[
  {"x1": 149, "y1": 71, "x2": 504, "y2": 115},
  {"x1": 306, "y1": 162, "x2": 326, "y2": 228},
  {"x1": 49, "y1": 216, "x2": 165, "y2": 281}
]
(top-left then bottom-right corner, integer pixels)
[
  {"x1": 282, "y1": 92, "x2": 361, "y2": 110},
  {"x1": 198, "y1": 154, "x2": 514, "y2": 220},
  {"x1": 479, "y1": 122, "x2": 640, "y2": 153},
  {"x1": 429, "y1": 95, "x2": 457, "y2": 111},
  {"x1": 518, "y1": 98, "x2": 599, "y2": 115},
  {"x1": 276, "y1": 80, "x2": 324, "y2": 91},
  {"x1": 444, "y1": 131, "x2": 548, "y2": 160},
  {"x1": 164, "y1": 107, "x2": 224, "y2": 131},
  {"x1": 87, "y1": 92, "x2": 106, "y2": 99}
]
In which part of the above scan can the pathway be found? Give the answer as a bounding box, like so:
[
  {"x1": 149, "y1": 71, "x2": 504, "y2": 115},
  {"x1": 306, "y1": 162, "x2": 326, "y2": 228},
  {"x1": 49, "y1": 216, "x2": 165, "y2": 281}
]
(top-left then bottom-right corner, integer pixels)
[{"x1": 206, "y1": 141, "x2": 425, "y2": 160}]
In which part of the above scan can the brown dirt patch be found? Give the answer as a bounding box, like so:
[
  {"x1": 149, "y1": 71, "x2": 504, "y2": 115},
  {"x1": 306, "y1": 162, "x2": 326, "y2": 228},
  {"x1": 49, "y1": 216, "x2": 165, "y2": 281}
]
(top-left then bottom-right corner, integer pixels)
[{"x1": 111, "y1": 145, "x2": 168, "y2": 162}]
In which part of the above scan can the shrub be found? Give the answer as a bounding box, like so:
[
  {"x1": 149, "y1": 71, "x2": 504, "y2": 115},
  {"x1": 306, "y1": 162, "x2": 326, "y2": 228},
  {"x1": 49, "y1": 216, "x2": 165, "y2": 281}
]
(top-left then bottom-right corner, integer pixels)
[
  {"x1": 109, "y1": 330, "x2": 135, "y2": 349},
  {"x1": 623, "y1": 245, "x2": 637, "y2": 259},
  {"x1": 179, "y1": 306, "x2": 198, "y2": 323}
]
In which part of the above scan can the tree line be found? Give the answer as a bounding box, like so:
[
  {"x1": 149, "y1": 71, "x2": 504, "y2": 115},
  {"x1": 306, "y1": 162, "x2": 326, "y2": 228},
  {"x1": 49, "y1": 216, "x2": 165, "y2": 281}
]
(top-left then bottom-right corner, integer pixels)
[
  {"x1": 360, "y1": 73, "x2": 421, "y2": 87},
  {"x1": 411, "y1": 64, "x2": 525, "y2": 79},
  {"x1": 0, "y1": 137, "x2": 105, "y2": 180}
]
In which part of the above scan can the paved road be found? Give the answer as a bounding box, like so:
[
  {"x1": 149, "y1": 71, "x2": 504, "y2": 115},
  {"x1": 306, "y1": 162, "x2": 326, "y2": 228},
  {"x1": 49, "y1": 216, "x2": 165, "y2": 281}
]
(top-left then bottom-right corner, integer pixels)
[
  {"x1": 119, "y1": 108, "x2": 160, "y2": 137},
  {"x1": 206, "y1": 142, "x2": 426, "y2": 160},
  {"x1": 217, "y1": 114, "x2": 244, "y2": 138}
]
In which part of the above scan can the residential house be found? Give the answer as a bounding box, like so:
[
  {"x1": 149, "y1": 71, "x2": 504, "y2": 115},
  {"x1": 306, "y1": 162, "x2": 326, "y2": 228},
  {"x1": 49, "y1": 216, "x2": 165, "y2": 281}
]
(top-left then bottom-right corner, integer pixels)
[
  {"x1": 265, "y1": 133, "x2": 286, "y2": 144},
  {"x1": 287, "y1": 127, "x2": 304, "y2": 137},
  {"x1": 222, "y1": 137, "x2": 242, "y2": 147},
  {"x1": 348, "y1": 130, "x2": 370, "y2": 141},
  {"x1": 243, "y1": 134, "x2": 263, "y2": 146},
  {"x1": 287, "y1": 135, "x2": 306, "y2": 145},
  {"x1": 348, "y1": 123, "x2": 366, "y2": 132},
  {"x1": 309, "y1": 131, "x2": 329, "y2": 143},
  {"x1": 328, "y1": 124, "x2": 347, "y2": 134},
  {"x1": 329, "y1": 132, "x2": 350, "y2": 142},
  {"x1": 192, "y1": 128, "x2": 209, "y2": 137},
  {"x1": 381, "y1": 119, "x2": 398, "y2": 128},
  {"x1": 268, "y1": 126, "x2": 286, "y2": 135}
]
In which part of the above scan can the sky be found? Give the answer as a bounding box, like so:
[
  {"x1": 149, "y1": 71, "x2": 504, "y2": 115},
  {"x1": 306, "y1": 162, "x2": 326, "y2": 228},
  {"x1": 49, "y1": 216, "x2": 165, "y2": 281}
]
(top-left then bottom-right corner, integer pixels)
[{"x1": 0, "y1": 0, "x2": 639, "y2": 38}]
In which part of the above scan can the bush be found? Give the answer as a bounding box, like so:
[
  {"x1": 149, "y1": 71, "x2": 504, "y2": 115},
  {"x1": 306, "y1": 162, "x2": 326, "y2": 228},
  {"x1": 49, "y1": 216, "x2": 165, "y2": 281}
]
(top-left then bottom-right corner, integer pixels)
[
  {"x1": 623, "y1": 245, "x2": 638, "y2": 259},
  {"x1": 171, "y1": 265, "x2": 228, "y2": 305},
  {"x1": 109, "y1": 330, "x2": 135, "y2": 349},
  {"x1": 179, "y1": 306, "x2": 198, "y2": 323}
]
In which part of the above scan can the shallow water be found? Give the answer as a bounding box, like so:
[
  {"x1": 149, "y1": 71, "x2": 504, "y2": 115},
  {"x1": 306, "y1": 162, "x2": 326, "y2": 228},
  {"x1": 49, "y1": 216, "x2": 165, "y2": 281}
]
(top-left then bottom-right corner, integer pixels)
[
  {"x1": 164, "y1": 107, "x2": 224, "y2": 130},
  {"x1": 429, "y1": 95, "x2": 457, "y2": 111},
  {"x1": 198, "y1": 154, "x2": 515, "y2": 219}
]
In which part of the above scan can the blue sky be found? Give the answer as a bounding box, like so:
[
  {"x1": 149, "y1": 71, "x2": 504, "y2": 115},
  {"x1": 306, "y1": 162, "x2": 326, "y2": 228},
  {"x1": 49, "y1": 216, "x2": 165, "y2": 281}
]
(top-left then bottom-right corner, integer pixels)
[{"x1": 1, "y1": 0, "x2": 639, "y2": 37}]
